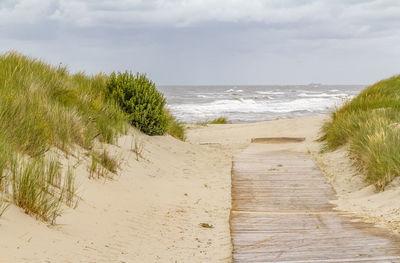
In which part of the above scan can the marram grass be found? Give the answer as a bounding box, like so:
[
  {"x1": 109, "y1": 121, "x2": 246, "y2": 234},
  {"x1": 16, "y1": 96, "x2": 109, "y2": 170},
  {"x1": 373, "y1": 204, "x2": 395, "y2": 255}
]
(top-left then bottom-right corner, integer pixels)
[
  {"x1": 0, "y1": 51, "x2": 184, "y2": 221},
  {"x1": 321, "y1": 75, "x2": 400, "y2": 190},
  {"x1": 198, "y1": 116, "x2": 229, "y2": 126},
  {"x1": 207, "y1": 117, "x2": 228, "y2": 124},
  {"x1": 89, "y1": 149, "x2": 120, "y2": 179},
  {"x1": 165, "y1": 110, "x2": 186, "y2": 141},
  {"x1": 0, "y1": 51, "x2": 127, "y2": 222}
]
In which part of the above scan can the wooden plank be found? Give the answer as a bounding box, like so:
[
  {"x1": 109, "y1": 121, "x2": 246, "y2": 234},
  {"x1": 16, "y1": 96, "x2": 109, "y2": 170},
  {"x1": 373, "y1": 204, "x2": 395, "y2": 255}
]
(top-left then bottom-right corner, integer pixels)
[
  {"x1": 251, "y1": 137, "x2": 306, "y2": 143},
  {"x1": 231, "y1": 149, "x2": 400, "y2": 262}
]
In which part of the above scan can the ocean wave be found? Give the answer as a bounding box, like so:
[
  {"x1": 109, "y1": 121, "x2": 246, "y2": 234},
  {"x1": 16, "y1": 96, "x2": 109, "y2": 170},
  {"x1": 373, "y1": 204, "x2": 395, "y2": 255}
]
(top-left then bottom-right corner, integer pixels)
[
  {"x1": 256, "y1": 91, "x2": 285, "y2": 95},
  {"x1": 162, "y1": 85, "x2": 364, "y2": 123},
  {"x1": 168, "y1": 97, "x2": 340, "y2": 118},
  {"x1": 266, "y1": 98, "x2": 335, "y2": 113},
  {"x1": 225, "y1": 89, "x2": 244, "y2": 93},
  {"x1": 298, "y1": 93, "x2": 349, "y2": 98}
]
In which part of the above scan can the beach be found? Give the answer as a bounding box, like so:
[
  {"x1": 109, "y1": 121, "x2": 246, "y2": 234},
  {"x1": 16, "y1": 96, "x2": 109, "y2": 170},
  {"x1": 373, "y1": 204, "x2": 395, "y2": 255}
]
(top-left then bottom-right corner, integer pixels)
[
  {"x1": 1, "y1": 115, "x2": 399, "y2": 262},
  {"x1": 2, "y1": 1, "x2": 400, "y2": 260},
  {"x1": 0, "y1": 127, "x2": 232, "y2": 262}
]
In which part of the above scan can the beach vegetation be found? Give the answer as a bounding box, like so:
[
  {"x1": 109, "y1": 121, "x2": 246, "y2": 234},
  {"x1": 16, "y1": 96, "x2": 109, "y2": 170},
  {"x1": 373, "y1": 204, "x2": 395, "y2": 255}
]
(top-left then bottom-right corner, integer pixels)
[
  {"x1": 321, "y1": 75, "x2": 400, "y2": 190},
  {"x1": 89, "y1": 154, "x2": 104, "y2": 179},
  {"x1": 97, "y1": 149, "x2": 120, "y2": 174},
  {"x1": 63, "y1": 167, "x2": 77, "y2": 208},
  {"x1": 0, "y1": 200, "x2": 9, "y2": 216},
  {"x1": 89, "y1": 149, "x2": 120, "y2": 179},
  {"x1": 105, "y1": 72, "x2": 185, "y2": 139},
  {"x1": 209, "y1": 117, "x2": 228, "y2": 124},
  {"x1": 0, "y1": 51, "x2": 183, "y2": 221},
  {"x1": 165, "y1": 110, "x2": 186, "y2": 141},
  {"x1": 9, "y1": 157, "x2": 77, "y2": 223},
  {"x1": 0, "y1": 51, "x2": 127, "y2": 221},
  {"x1": 106, "y1": 71, "x2": 168, "y2": 136},
  {"x1": 199, "y1": 117, "x2": 228, "y2": 125}
]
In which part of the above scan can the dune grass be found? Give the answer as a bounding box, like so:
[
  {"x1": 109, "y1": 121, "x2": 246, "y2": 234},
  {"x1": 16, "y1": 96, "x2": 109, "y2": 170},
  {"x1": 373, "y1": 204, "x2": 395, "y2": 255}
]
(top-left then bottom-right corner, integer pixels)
[
  {"x1": 89, "y1": 149, "x2": 120, "y2": 179},
  {"x1": 165, "y1": 110, "x2": 186, "y2": 141},
  {"x1": 0, "y1": 52, "x2": 127, "y2": 155},
  {"x1": 209, "y1": 117, "x2": 228, "y2": 124},
  {"x1": 199, "y1": 117, "x2": 228, "y2": 125},
  {"x1": 11, "y1": 158, "x2": 62, "y2": 223},
  {"x1": 321, "y1": 75, "x2": 400, "y2": 190},
  {"x1": 0, "y1": 51, "x2": 184, "y2": 221},
  {"x1": 0, "y1": 51, "x2": 127, "y2": 222}
]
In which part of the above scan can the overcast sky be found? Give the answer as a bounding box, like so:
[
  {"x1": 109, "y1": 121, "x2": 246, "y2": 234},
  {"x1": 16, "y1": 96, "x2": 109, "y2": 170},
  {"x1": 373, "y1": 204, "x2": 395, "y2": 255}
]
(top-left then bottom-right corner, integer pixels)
[{"x1": 1, "y1": 0, "x2": 400, "y2": 85}]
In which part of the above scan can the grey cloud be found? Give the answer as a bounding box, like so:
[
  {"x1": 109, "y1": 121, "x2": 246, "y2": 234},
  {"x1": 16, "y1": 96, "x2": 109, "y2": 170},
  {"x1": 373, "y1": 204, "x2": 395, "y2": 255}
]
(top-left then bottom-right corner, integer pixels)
[{"x1": 1, "y1": 0, "x2": 400, "y2": 85}]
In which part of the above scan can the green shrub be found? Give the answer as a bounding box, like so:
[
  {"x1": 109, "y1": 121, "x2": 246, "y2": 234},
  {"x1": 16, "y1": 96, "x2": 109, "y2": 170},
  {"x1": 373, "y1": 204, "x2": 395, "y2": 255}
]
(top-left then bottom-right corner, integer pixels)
[{"x1": 106, "y1": 72, "x2": 167, "y2": 135}]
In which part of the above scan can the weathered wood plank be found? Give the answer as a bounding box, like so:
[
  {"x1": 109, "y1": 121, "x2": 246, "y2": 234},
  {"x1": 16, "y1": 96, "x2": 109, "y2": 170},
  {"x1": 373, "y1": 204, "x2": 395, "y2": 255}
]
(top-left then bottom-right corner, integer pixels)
[
  {"x1": 251, "y1": 137, "x2": 306, "y2": 143},
  {"x1": 231, "y1": 149, "x2": 400, "y2": 262}
]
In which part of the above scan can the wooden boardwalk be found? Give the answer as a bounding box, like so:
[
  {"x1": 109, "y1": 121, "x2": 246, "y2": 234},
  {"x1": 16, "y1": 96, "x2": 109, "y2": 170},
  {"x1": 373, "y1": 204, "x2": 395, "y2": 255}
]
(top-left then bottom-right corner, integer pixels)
[{"x1": 231, "y1": 146, "x2": 400, "y2": 262}]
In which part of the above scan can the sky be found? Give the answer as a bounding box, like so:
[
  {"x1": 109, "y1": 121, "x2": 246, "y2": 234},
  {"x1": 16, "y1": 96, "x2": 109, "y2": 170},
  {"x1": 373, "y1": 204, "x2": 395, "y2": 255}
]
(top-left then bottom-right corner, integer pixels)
[{"x1": 1, "y1": 0, "x2": 400, "y2": 85}]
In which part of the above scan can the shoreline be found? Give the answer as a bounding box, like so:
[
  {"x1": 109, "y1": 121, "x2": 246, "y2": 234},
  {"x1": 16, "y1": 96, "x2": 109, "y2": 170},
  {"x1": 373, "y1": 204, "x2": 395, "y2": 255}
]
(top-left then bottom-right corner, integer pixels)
[
  {"x1": 184, "y1": 113, "x2": 328, "y2": 125},
  {"x1": 0, "y1": 115, "x2": 399, "y2": 262}
]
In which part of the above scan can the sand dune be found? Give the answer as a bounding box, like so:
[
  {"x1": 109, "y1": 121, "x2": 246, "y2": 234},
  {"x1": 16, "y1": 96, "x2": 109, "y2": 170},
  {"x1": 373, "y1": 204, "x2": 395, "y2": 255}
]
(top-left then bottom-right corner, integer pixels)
[
  {"x1": 0, "y1": 130, "x2": 232, "y2": 262},
  {"x1": 311, "y1": 144, "x2": 400, "y2": 232},
  {"x1": 1, "y1": 115, "x2": 399, "y2": 262}
]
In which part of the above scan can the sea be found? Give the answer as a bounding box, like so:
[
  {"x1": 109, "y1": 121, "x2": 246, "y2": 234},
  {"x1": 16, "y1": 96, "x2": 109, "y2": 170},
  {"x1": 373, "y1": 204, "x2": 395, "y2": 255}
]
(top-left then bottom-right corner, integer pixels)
[{"x1": 158, "y1": 85, "x2": 365, "y2": 124}]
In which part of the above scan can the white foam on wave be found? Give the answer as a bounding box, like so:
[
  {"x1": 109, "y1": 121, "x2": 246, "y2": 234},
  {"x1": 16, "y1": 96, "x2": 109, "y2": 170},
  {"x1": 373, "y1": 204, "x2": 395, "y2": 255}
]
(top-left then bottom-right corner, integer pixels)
[
  {"x1": 163, "y1": 85, "x2": 365, "y2": 123},
  {"x1": 269, "y1": 98, "x2": 334, "y2": 113},
  {"x1": 168, "y1": 97, "x2": 341, "y2": 119},
  {"x1": 298, "y1": 93, "x2": 349, "y2": 98},
  {"x1": 225, "y1": 89, "x2": 244, "y2": 93}
]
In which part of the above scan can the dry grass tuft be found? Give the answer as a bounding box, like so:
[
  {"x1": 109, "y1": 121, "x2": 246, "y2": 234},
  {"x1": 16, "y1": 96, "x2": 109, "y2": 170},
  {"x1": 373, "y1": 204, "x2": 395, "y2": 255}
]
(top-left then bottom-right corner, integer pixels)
[{"x1": 89, "y1": 150, "x2": 120, "y2": 179}]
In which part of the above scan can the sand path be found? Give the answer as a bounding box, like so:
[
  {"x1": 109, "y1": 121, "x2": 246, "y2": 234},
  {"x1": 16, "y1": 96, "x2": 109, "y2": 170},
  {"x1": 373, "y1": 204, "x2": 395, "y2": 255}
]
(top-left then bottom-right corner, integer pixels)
[{"x1": 231, "y1": 141, "x2": 400, "y2": 262}]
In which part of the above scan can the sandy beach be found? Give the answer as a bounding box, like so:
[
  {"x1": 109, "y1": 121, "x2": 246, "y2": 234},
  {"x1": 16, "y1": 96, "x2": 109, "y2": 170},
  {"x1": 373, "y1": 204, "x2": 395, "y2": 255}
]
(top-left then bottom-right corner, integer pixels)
[
  {"x1": 1, "y1": 115, "x2": 399, "y2": 262},
  {"x1": 0, "y1": 129, "x2": 233, "y2": 262}
]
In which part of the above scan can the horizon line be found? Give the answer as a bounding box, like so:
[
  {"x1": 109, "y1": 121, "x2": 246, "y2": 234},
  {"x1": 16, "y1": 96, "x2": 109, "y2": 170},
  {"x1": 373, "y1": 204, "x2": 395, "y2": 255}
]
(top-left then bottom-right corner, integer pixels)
[{"x1": 158, "y1": 83, "x2": 368, "y2": 87}]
